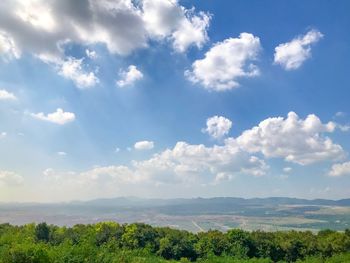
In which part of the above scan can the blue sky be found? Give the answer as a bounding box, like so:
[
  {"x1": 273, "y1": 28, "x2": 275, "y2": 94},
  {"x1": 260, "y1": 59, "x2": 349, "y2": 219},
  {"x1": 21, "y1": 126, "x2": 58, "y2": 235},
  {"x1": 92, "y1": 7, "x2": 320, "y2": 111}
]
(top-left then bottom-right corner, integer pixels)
[{"x1": 0, "y1": 0, "x2": 350, "y2": 202}]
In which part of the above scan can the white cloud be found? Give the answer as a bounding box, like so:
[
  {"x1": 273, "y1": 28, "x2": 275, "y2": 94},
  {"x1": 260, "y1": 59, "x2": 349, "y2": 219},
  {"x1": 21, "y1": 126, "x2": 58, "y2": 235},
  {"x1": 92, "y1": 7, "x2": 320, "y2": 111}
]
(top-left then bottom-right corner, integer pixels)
[
  {"x1": 0, "y1": 132, "x2": 7, "y2": 139},
  {"x1": 58, "y1": 57, "x2": 99, "y2": 89},
  {"x1": 131, "y1": 140, "x2": 269, "y2": 185},
  {"x1": 142, "y1": 0, "x2": 182, "y2": 38},
  {"x1": 203, "y1": 115, "x2": 232, "y2": 139},
  {"x1": 335, "y1": 111, "x2": 346, "y2": 118},
  {"x1": 274, "y1": 29, "x2": 323, "y2": 70},
  {"x1": 0, "y1": 170, "x2": 23, "y2": 186},
  {"x1": 0, "y1": 89, "x2": 17, "y2": 100},
  {"x1": 0, "y1": 0, "x2": 209, "y2": 60},
  {"x1": 283, "y1": 167, "x2": 292, "y2": 173},
  {"x1": 240, "y1": 156, "x2": 269, "y2": 177},
  {"x1": 43, "y1": 168, "x2": 55, "y2": 177},
  {"x1": 134, "y1": 140, "x2": 154, "y2": 150},
  {"x1": 31, "y1": 108, "x2": 75, "y2": 125},
  {"x1": 171, "y1": 10, "x2": 210, "y2": 52},
  {"x1": 30, "y1": 112, "x2": 350, "y2": 200},
  {"x1": 80, "y1": 165, "x2": 139, "y2": 184},
  {"x1": 57, "y1": 151, "x2": 67, "y2": 156},
  {"x1": 43, "y1": 168, "x2": 74, "y2": 181},
  {"x1": 116, "y1": 65, "x2": 143, "y2": 87},
  {"x1": 0, "y1": 32, "x2": 21, "y2": 61},
  {"x1": 0, "y1": 0, "x2": 210, "y2": 90},
  {"x1": 337, "y1": 124, "x2": 350, "y2": 132},
  {"x1": 14, "y1": 0, "x2": 57, "y2": 32},
  {"x1": 329, "y1": 162, "x2": 350, "y2": 177},
  {"x1": 236, "y1": 112, "x2": 344, "y2": 165},
  {"x1": 142, "y1": 0, "x2": 210, "y2": 52},
  {"x1": 185, "y1": 33, "x2": 261, "y2": 91},
  {"x1": 46, "y1": 139, "x2": 269, "y2": 193},
  {"x1": 85, "y1": 49, "x2": 97, "y2": 59},
  {"x1": 214, "y1": 172, "x2": 235, "y2": 184},
  {"x1": 0, "y1": 0, "x2": 146, "y2": 58}
]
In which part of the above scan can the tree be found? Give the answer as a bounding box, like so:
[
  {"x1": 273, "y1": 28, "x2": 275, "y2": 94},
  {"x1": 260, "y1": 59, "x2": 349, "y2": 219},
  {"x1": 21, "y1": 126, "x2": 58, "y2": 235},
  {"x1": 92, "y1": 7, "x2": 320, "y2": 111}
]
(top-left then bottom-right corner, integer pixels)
[
  {"x1": 157, "y1": 228, "x2": 198, "y2": 261},
  {"x1": 122, "y1": 223, "x2": 159, "y2": 251},
  {"x1": 195, "y1": 230, "x2": 228, "y2": 257},
  {"x1": 226, "y1": 229, "x2": 255, "y2": 258},
  {"x1": 35, "y1": 223, "x2": 50, "y2": 243}
]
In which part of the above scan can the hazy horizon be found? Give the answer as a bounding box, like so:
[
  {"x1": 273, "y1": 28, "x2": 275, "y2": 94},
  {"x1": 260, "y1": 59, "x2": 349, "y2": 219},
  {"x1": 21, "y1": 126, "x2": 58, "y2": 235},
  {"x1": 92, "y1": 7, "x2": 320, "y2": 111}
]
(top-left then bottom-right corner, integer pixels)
[{"x1": 3, "y1": 195, "x2": 350, "y2": 205}]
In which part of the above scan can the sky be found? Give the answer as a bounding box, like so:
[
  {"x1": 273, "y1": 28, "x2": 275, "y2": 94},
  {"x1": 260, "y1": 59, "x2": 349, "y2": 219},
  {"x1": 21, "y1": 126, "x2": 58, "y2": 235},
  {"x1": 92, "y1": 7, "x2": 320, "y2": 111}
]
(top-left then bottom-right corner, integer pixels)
[{"x1": 0, "y1": 0, "x2": 350, "y2": 202}]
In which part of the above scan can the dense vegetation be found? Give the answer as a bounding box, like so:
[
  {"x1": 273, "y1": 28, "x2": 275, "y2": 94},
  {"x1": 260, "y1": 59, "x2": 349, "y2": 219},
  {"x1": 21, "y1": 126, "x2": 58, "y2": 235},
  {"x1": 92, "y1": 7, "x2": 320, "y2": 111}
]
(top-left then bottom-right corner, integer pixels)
[{"x1": 0, "y1": 222, "x2": 350, "y2": 262}]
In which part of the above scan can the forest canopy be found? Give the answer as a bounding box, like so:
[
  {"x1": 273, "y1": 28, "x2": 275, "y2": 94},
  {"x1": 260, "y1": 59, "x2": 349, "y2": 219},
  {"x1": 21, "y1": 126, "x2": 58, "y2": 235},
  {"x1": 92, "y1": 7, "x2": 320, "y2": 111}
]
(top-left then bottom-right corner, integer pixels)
[{"x1": 0, "y1": 222, "x2": 350, "y2": 262}]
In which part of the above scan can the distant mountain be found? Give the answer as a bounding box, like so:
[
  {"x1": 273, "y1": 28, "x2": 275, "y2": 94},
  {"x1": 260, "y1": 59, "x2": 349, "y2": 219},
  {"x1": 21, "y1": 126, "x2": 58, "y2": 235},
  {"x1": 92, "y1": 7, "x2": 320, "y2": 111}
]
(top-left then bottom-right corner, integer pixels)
[
  {"x1": 68, "y1": 196, "x2": 350, "y2": 210},
  {"x1": 2, "y1": 197, "x2": 349, "y2": 209}
]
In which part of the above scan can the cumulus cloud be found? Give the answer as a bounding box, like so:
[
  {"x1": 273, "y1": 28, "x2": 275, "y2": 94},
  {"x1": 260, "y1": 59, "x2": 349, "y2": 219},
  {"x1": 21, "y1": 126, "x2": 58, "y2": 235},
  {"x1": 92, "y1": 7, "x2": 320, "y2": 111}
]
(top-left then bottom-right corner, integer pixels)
[
  {"x1": 0, "y1": 0, "x2": 209, "y2": 59},
  {"x1": 116, "y1": 65, "x2": 143, "y2": 87},
  {"x1": 0, "y1": 1, "x2": 210, "y2": 88},
  {"x1": 329, "y1": 162, "x2": 350, "y2": 177},
  {"x1": 185, "y1": 33, "x2": 261, "y2": 91},
  {"x1": 37, "y1": 55, "x2": 99, "y2": 89},
  {"x1": 274, "y1": 29, "x2": 323, "y2": 70},
  {"x1": 57, "y1": 57, "x2": 99, "y2": 88},
  {"x1": 0, "y1": 0, "x2": 145, "y2": 58},
  {"x1": 0, "y1": 170, "x2": 23, "y2": 186},
  {"x1": 170, "y1": 10, "x2": 210, "y2": 52},
  {"x1": 37, "y1": 112, "x2": 347, "y2": 198},
  {"x1": 85, "y1": 49, "x2": 97, "y2": 59},
  {"x1": 31, "y1": 108, "x2": 75, "y2": 125},
  {"x1": 240, "y1": 156, "x2": 270, "y2": 176},
  {"x1": 46, "y1": 139, "x2": 269, "y2": 192},
  {"x1": 236, "y1": 112, "x2": 344, "y2": 165},
  {"x1": 203, "y1": 115, "x2": 232, "y2": 139},
  {"x1": 142, "y1": 0, "x2": 210, "y2": 52},
  {"x1": 0, "y1": 89, "x2": 17, "y2": 100},
  {"x1": 131, "y1": 140, "x2": 268, "y2": 183},
  {"x1": 134, "y1": 140, "x2": 154, "y2": 150}
]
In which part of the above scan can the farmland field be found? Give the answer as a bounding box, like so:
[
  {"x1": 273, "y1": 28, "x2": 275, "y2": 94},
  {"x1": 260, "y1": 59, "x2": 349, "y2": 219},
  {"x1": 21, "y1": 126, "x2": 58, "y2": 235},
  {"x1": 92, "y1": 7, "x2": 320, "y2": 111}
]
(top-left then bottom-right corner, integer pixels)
[{"x1": 1, "y1": 197, "x2": 349, "y2": 232}]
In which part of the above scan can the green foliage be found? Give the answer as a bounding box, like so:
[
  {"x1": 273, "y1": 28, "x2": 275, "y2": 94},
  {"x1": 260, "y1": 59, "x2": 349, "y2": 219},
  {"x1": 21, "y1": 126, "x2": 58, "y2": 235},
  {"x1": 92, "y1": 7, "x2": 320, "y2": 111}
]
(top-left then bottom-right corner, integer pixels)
[
  {"x1": 226, "y1": 229, "x2": 254, "y2": 258},
  {"x1": 1, "y1": 243, "x2": 50, "y2": 263},
  {"x1": 0, "y1": 223, "x2": 349, "y2": 262},
  {"x1": 195, "y1": 230, "x2": 229, "y2": 257},
  {"x1": 34, "y1": 223, "x2": 50, "y2": 243},
  {"x1": 122, "y1": 223, "x2": 159, "y2": 251},
  {"x1": 157, "y1": 228, "x2": 197, "y2": 260}
]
